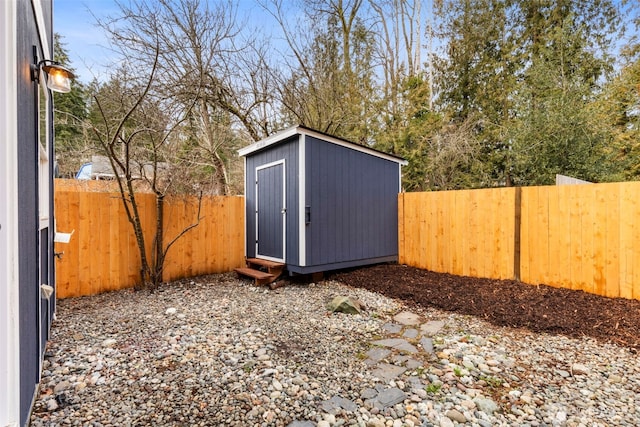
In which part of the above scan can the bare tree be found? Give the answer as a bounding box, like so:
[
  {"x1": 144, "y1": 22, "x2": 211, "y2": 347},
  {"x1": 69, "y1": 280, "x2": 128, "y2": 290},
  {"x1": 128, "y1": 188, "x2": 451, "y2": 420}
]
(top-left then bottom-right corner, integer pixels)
[
  {"x1": 90, "y1": 14, "x2": 203, "y2": 290},
  {"x1": 260, "y1": 0, "x2": 378, "y2": 142},
  {"x1": 369, "y1": 0, "x2": 428, "y2": 116},
  {"x1": 97, "y1": 0, "x2": 275, "y2": 195}
]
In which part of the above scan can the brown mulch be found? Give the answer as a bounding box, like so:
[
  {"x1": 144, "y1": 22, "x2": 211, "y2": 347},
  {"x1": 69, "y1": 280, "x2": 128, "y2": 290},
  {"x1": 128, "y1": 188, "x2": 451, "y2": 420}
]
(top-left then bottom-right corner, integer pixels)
[{"x1": 332, "y1": 264, "x2": 640, "y2": 352}]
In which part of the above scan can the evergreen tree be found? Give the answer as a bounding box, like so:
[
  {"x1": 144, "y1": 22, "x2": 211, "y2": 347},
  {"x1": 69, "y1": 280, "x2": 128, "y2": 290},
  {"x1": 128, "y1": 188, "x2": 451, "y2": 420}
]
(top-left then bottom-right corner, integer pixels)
[
  {"x1": 435, "y1": 0, "x2": 518, "y2": 186},
  {"x1": 596, "y1": 26, "x2": 640, "y2": 180},
  {"x1": 53, "y1": 33, "x2": 89, "y2": 177},
  {"x1": 509, "y1": 0, "x2": 622, "y2": 184}
]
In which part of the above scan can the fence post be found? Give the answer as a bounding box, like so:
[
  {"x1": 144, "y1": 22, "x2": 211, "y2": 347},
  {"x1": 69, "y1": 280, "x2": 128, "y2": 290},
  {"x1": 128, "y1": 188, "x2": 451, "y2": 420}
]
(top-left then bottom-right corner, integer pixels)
[{"x1": 513, "y1": 187, "x2": 522, "y2": 281}]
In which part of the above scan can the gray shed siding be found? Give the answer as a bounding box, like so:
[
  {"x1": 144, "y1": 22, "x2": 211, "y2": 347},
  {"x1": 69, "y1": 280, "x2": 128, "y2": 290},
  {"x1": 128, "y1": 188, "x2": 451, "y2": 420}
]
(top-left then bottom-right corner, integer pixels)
[
  {"x1": 241, "y1": 126, "x2": 403, "y2": 275},
  {"x1": 245, "y1": 137, "x2": 299, "y2": 265},
  {"x1": 302, "y1": 136, "x2": 399, "y2": 271}
]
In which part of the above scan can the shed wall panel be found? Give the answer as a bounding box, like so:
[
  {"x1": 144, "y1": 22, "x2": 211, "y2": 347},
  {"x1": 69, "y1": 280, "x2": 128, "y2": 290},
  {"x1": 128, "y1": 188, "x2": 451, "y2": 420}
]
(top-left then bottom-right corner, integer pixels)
[
  {"x1": 305, "y1": 136, "x2": 399, "y2": 267},
  {"x1": 245, "y1": 137, "x2": 299, "y2": 265}
]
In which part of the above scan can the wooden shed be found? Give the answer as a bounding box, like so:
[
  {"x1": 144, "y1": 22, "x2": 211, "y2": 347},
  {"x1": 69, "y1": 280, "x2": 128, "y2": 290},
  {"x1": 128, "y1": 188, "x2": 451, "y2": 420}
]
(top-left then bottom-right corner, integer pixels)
[{"x1": 237, "y1": 125, "x2": 407, "y2": 282}]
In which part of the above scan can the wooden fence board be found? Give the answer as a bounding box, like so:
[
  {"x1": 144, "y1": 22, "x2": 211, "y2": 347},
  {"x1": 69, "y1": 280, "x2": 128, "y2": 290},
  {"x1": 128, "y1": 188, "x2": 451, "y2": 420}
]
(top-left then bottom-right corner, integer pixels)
[
  {"x1": 592, "y1": 186, "x2": 607, "y2": 297},
  {"x1": 466, "y1": 190, "x2": 478, "y2": 277},
  {"x1": 183, "y1": 198, "x2": 195, "y2": 278},
  {"x1": 452, "y1": 191, "x2": 464, "y2": 275},
  {"x1": 538, "y1": 187, "x2": 550, "y2": 286},
  {"x1": 108, "y1": 196, "x2": 119, "y2": 292},
  {"x1": 440, "y1": 191, "x2": 452, "y2": 273},
  {"x1": 53, "y1": 188, "x2": 71, "y2": 297},
  {"x1": 604, "y1": 184, "x2": 621, "y2": 298},
  {"x1": 621, "y1": 182, "x2": 640, "y2": 299},
  {"x1": 54, "y1": 180, "x2": 245, "y2": 298},
  {"x1": 398, "y1": 182, "x2": 640, "y2": 300},
  {"x1": 568, "y1": 187, "x2": 582, "y2": 290},
  {"x1": 65, "y1": 189, "x2": 80, "y2": 297},
  {"x1": 78, "y1": 191, "x2": 93, "y2": 296},
  {"x1": 427, "y1": 195, "x2": 437, "y2": 271},
  {"x1": 398, "y1": 193, "x2": 405, "y2": 264},
  {"x1": 519, "y1": 188, "x2": 530, "y2": 283},
  {"x1": 581, "y1": 187, "x2": 596, "y2": 295},
  {"x1": 551, "y1": 186, "x2": 570, "y2": 287}
]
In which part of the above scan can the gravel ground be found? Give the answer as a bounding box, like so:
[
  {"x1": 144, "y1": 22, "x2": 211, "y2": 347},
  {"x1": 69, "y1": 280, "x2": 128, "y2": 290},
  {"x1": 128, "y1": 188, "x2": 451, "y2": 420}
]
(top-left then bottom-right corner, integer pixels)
[{"x1": 31, "y1": 273, "x2": 640, "y2": 426}]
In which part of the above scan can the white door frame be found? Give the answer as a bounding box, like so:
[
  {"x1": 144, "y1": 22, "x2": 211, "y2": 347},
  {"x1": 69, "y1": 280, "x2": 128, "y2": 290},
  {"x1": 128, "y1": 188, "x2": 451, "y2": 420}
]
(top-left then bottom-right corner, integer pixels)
[{"x1": 255, "y1": 159, "x2": 286, "y2": 263}]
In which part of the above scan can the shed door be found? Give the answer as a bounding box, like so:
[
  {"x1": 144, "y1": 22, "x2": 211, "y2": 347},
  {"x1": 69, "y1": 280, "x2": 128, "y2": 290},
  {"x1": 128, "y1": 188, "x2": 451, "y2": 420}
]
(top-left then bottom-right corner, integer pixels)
[{"x1": 255, "y1": 160, "x2": 286, "y2": 263}]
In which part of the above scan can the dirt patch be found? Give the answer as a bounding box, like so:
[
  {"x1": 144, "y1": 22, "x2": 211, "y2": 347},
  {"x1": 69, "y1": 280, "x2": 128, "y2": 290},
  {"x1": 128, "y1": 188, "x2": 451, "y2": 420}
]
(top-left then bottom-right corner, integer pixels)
[{"x1": 332, "y1": 264, "x2": 640, "y2": 351}]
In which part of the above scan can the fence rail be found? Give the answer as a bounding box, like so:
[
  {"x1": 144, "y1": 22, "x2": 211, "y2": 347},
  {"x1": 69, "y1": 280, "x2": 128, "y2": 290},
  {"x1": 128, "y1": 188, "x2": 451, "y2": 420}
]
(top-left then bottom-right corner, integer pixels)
[
  {"x1": 399, "y1": 181, "x2": 640, "y2": 301},
  {"x1": 54, "y1": 179, "x2": 244, "y2": 298}
]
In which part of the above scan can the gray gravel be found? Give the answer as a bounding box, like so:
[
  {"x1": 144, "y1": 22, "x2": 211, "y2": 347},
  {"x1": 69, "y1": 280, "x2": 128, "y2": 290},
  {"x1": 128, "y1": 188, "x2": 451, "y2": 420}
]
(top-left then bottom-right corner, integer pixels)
[{"x1": 31, "y1": 273, "x2": 640, "y2": 426}]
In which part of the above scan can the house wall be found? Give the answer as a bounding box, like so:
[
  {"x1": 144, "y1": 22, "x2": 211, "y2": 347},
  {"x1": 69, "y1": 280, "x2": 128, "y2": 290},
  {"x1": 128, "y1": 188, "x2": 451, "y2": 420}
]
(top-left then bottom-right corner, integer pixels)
[
  {"x1": 12, "y1": 0, "x2": 55, "y2": 425},
  {"x1": 0, "y1": 0, "x2": 21, "y2": 425},
  {"x1": 244, "y1": 137, "x2": 300, "y2": 265},
  {"x1": 299, "y1": 136, "x2": 400, "y2": 273}
]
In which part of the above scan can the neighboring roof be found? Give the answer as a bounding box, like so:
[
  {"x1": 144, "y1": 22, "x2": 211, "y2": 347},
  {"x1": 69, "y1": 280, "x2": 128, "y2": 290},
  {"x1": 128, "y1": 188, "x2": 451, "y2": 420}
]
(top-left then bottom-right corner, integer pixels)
[{"x1": 238, "y1": 125, "x2": 408, "y2": 165}]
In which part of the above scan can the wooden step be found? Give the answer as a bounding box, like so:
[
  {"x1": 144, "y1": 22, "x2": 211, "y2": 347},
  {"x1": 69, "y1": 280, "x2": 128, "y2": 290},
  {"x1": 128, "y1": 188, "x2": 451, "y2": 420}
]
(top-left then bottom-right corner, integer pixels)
[
  {"x1": 234, "y1": 267, "x2": 276, "y2": 286},
  {"x1": 246, "y1": 258, "x2": 284, "y2": 269},
  {"x1": 246, "y1": 258, "x2": 285, "y2": 277}
]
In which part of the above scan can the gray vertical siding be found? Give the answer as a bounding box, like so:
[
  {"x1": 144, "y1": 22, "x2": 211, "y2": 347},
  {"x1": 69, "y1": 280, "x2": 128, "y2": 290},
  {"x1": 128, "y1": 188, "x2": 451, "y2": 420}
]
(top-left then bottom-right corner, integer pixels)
[
  {"x1": 243, "y1": 129, "x2": 401, "y2": 274},
  {"x1": 245, "y1": 137, "x2": 299, "y2": 265},
  {"x1": 305, "y1": 136, "x2": 399, "y2": 267},
  {"x1": 17, "y1": 0, "x2": 53, "y2": 424}
]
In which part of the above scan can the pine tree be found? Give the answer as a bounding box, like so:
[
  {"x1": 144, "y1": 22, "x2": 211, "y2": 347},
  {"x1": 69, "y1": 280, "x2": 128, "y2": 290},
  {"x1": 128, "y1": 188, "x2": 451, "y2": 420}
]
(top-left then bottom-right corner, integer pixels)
[{"x1": 53, "y1": 34, "x2": 89, "y2": 177}]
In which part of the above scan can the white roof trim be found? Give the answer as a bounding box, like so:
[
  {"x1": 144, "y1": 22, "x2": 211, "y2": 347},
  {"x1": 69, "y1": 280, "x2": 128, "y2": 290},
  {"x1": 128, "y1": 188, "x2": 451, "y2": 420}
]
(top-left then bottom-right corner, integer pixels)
[{"x1": 238, "y1": 125, "x2": 408, "y2": 166}]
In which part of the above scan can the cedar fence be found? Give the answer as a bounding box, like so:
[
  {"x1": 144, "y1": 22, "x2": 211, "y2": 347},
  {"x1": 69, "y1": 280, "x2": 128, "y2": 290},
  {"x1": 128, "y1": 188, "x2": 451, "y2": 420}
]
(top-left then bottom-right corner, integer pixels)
[
  {"x1": 56, "y1": 179, "x2": 640, "y2": 301},
  {"x1": 54, "y1": 179, "x2": 244, "y2": 298},
  {"x1": 399, "y1": 181, "x2": 640, "y2": 300}
]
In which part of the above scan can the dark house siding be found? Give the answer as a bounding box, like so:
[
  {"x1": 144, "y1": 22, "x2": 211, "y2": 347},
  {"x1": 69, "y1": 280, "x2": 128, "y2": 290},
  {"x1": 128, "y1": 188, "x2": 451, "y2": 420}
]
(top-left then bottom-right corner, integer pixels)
[
  {"x1": 16, "y1": 0, "x2": 55, "y2": 424},
  {"x1": 17, "y1": 0, "x2": 41, "y2": 420}
]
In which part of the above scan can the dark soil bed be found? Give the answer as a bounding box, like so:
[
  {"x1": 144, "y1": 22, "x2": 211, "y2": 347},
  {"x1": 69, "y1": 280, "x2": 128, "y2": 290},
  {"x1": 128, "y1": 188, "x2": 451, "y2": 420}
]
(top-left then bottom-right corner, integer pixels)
[{"x1": 332, "y1": 264, "x2": 640, "y2": 351}]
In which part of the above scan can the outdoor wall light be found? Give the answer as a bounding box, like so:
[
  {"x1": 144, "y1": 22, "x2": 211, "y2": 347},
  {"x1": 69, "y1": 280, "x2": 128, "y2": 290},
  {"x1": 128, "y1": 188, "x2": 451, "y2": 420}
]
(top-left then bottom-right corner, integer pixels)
[{"x1": 31, "y1": 59, "x2": 75, "y2": 93}]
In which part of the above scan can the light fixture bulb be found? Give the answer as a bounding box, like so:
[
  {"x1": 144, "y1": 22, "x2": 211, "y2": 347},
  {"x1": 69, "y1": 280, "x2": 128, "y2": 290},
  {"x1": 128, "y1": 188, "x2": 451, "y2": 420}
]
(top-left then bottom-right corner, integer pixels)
[{"x1": 42, "y1": 63, "x2": 74, "y2": 93}]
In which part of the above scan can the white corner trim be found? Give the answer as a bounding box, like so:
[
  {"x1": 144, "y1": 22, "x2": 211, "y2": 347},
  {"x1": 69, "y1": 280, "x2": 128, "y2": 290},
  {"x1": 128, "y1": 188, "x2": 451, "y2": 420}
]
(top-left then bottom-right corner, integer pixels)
[
  {"x1": 31, "y1": 0, "x2": 51, "y2": 57},
  {"x1": 298, "y1": 135, "x2": 306, "y2": 266},
  {"x1": 0, "y1": 0, "x2": 21, "y2": 425},
  {"x1": 242, "y1": 156, "x2": 247, "y2": 259}
]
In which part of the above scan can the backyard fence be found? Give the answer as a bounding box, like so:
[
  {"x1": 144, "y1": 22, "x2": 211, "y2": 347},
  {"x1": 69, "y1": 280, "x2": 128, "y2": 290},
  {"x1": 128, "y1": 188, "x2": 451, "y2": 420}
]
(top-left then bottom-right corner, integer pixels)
[
  {"x1": 55, "y1": 179, "x2": 640, "y2": 301},
  {"x1": 399, "y1": 181, "x2": 640, "y2": 300},
  {"x1": 54, "y1": 179, "x2": 244, "y2": 298}
]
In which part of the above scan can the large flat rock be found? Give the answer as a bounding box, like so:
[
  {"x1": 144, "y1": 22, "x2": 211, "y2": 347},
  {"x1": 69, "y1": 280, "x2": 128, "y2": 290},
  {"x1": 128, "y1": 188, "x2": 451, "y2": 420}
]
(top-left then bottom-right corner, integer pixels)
[
  {"x1": 371, "y1": 338, "x2": 418, "y2": 354},
  {"x1": 372, "y1": 363, "x2": 407, "y2": 381},
  {"x1": 393, "y1": 311, "x2": 421, "y2": 325}
]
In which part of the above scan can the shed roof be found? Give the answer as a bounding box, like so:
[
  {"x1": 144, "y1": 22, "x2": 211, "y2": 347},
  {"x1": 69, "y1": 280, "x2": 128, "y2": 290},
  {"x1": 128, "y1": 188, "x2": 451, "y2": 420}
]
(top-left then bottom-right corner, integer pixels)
[{"x1": 238, "y1": 125, "x2": 408, "y2": 165}]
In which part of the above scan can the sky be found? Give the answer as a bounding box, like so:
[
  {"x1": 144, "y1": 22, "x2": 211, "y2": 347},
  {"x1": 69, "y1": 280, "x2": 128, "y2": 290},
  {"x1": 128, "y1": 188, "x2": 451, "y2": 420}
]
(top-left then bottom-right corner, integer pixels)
[
  {"x1": 54, "y1": 0, "x2": 121, "y2": 83},
  {"x1": 54, "y1": 0, "x2": 278, "y2": 83},
  {"x1": 55, "y1": 0, "x2": 639, "y2": 84}
]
